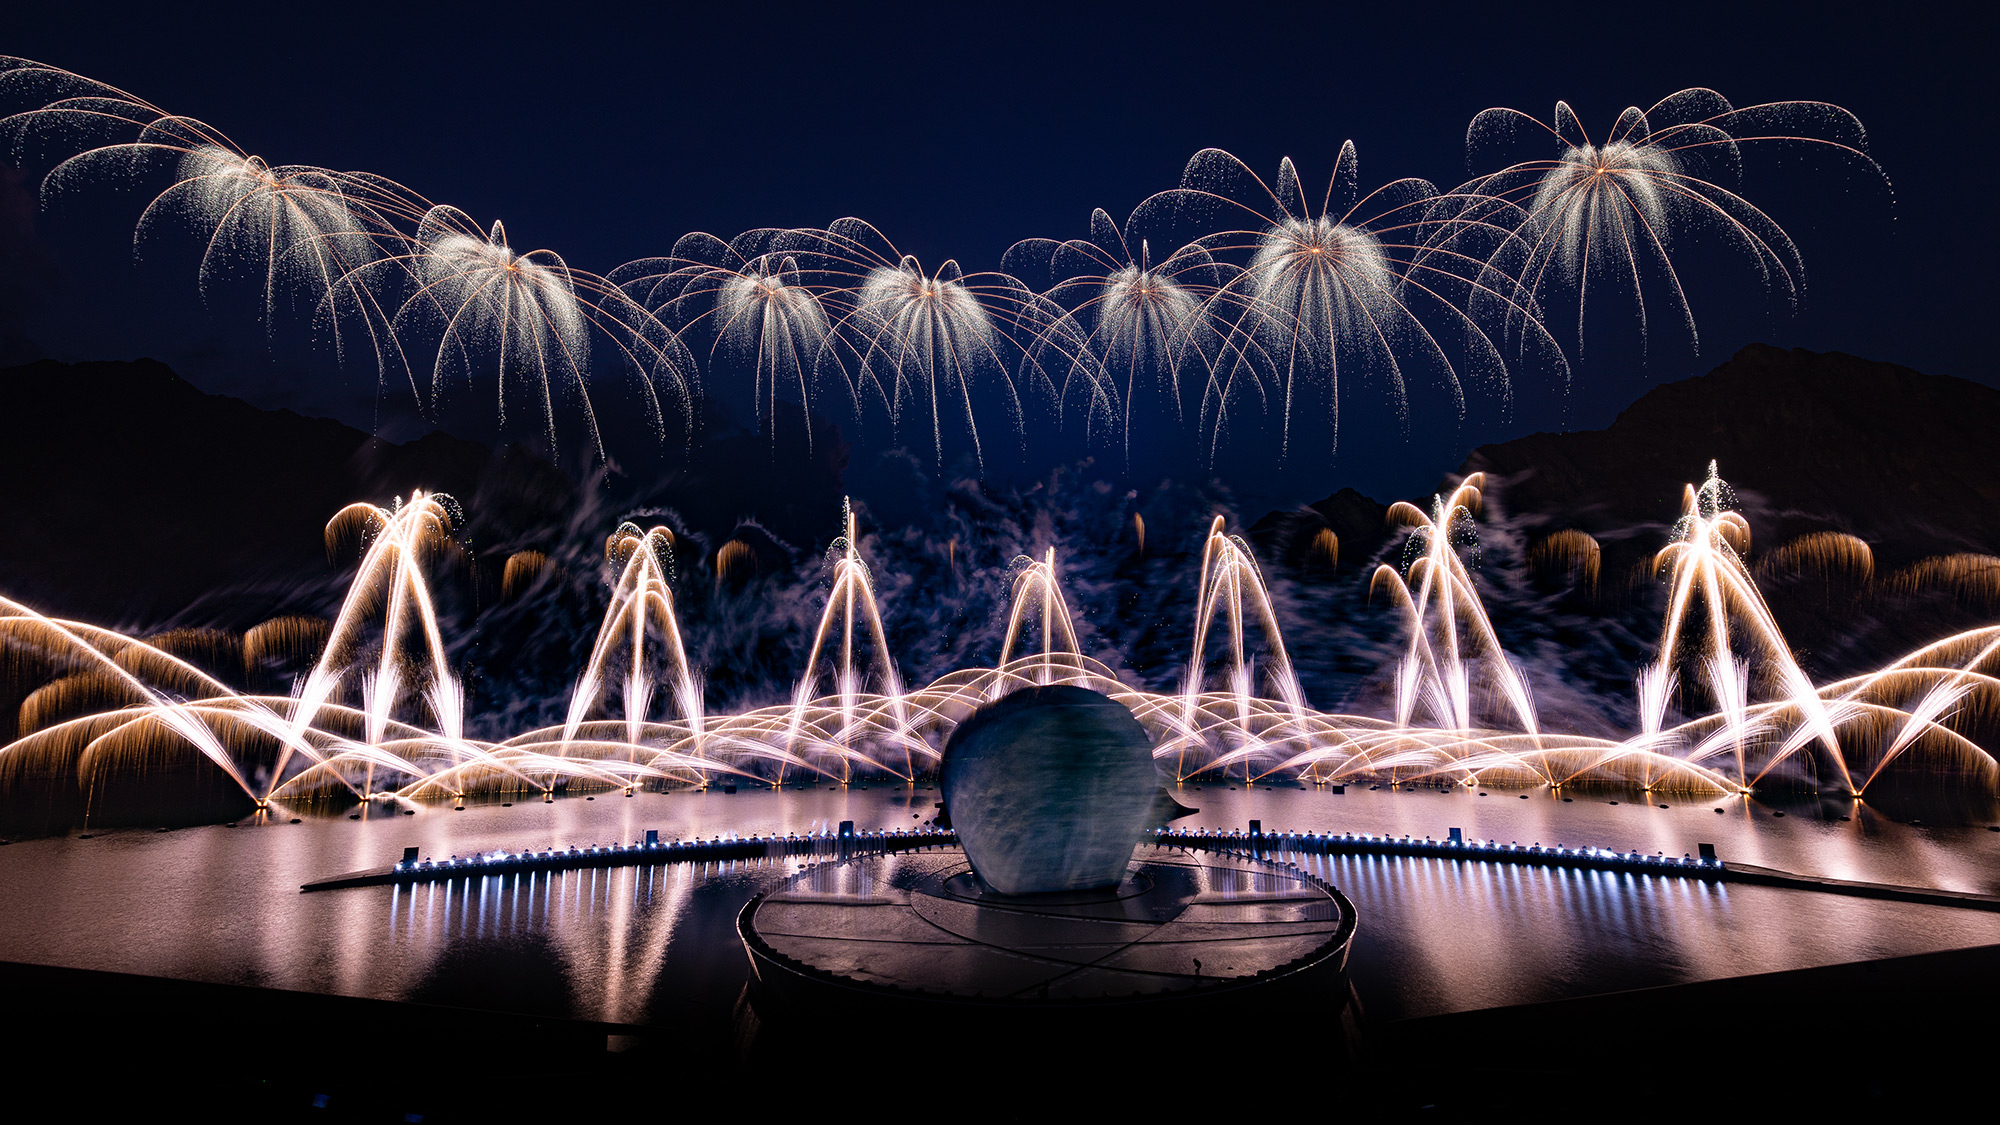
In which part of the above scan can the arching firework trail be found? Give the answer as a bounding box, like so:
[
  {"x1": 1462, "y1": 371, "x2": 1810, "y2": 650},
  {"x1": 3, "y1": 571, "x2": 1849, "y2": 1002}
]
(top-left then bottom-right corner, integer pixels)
[
  {"x1": 8, "y1": 468, "x2": 1998, "y2": 822},
  {"x1": 785, "y1": 499, "x2": 920, "y2": 782},
  {"x1": 1369, "y1": 474, "x2": 1539, "y2": 738},
  {"x1": 1127, "y1": 143, "x2": 1551, "y2": 462},
  {"x1": 1645, "y1": 461, "x2": 1849, "y2": 789},
  {"x1": 996, "y1": 546, "x2": 1085, "y2": 683},
  {"x1": 561, "y1": 521, "x2": 704, "y2": 767},
  {"x1": 1455, "y1": 89, "x2": 1887, "y2": 362},
  {"x1": 295, "y1": 492, "x2": 465, "y2": 782},
  {"x1": 1171, "y1": 515, "x2": 1308, "y2": 780}
]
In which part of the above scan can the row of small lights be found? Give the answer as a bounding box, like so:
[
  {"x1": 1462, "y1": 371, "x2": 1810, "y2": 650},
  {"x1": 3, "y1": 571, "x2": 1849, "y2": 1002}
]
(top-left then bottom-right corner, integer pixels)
[
  {"x1": 392, "y1": 824, "x2": 1715, "y2": 874},
  {"x1": 1154, "y1": 827, "x2": 1719, "y2": 869},
  {"x1": 395, "y1": 826, "x2": 953, "y2": 872}
]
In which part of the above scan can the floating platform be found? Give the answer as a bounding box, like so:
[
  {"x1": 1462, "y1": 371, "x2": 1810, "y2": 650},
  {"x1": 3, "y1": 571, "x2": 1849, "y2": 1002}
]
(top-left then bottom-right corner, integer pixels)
[
  {"x1": 301, "y1": 823, "x2": 1725, "y2": 893},
  {"x1": 1160, "y1": 825, "x2": 1729, "y2": 878},
  {"x1": 300, "y1": 827, "x2": 955, "y2": 891},
  {"x1": 300, "y1": 823, "x2": 2000, "y2": 916},
  {"x1": 738, "y1": 847, "x2": 1356, "y2": 1011}
]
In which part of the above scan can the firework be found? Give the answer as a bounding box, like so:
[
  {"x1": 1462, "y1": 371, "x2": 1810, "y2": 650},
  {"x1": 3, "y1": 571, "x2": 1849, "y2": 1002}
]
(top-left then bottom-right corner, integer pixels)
[
  {"x1": 7, "y1": 461, "x2": 2000, "y2": 825},
  {"x1": 1127, "y1": 144, "x2": 1544, "y2": 460},
  {"x1": 819, "y1": 218, "x2": 1052, "y2": 472},
  {"x1": 1529, "y1": 529, "x2": 1601, "y2": 594},
  {"x1": 2, "y1": 58, "x2": 1890, "y2": 470},
  {"x1": 612, "y1": 229, "x2": 845, "y2": 450},
  {"x1": 1370, "y1": 474, "x2": 1539, "y2": 737},
  {"x1": 0, "y1": 58, "x2": 407, "y2": 373},
  {"x1": 359, "y1": 206, "x2": 696, "y2": 457},
  {"x1": 1004, "y1": 209, "x2": 1226, "y2": 461},
  {"x1": 1, "y1": 57, "x2": 693, "y2": 459},
  {"x1": 1458, "y1": 89, "x2": 1884, "y2": 358}
]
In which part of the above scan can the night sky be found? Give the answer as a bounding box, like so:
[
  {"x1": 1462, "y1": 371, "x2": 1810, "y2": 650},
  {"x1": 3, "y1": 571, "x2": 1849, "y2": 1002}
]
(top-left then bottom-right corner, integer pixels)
[{"x1": 3, "y1": 2, "x2": 1988, "y2": 505}]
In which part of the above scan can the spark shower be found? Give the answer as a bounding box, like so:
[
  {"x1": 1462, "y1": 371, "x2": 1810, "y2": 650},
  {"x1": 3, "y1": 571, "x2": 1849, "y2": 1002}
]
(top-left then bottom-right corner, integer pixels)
[
  {"x1": 2, "y1": 464, "x2": 1995, "y2": 828},
  {"x1": 0, "y1": 58, "x2": 1884, "y2": 469}
]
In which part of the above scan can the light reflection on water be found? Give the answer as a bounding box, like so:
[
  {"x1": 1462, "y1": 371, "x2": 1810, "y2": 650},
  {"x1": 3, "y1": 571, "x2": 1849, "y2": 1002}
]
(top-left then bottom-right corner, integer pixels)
[
  {"x1": 0, "y1": 785, "x2": 1996, "y2": 1026},
  {"x1": 1305, "y1": 850, "x2": 2000, "y2": 1018}
]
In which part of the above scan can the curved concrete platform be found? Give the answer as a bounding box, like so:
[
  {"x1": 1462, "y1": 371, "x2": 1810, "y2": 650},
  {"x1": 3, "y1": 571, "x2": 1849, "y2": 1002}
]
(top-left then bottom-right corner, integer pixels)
[{"x1": 739, "y1": 846, "x2": 1355, "y2": 1011}]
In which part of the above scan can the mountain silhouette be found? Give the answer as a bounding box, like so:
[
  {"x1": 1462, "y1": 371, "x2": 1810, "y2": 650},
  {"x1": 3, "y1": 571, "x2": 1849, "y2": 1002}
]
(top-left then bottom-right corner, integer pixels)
[
  {"x1": 0, "y1": 358, "x2": 550, "y2": 625},
  {"x1": 0, "y1": 357, "x2": 853, "y2": 629},
  {"x1": 1465, "y1": 344, "x2": 2000, "y2": 568},
  {"x1": 1255, "y1": 344, "x2": 2000, "y2": 577},
  {"x1": 6, "y1": 345, "x2": 1999, "y2": 650}
]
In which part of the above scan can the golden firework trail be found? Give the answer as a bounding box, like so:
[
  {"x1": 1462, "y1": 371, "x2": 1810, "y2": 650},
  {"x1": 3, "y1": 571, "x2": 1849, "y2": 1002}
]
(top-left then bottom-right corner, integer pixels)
[{"x1": 4, "y1": 469, "x2": 1995, "y2": 825}]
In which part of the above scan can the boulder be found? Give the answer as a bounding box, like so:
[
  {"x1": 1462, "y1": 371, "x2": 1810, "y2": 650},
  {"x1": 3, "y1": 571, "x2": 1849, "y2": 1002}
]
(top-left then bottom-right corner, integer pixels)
[{"x1": 940, "y1": 685, "x2": 1157, "y2": 894}]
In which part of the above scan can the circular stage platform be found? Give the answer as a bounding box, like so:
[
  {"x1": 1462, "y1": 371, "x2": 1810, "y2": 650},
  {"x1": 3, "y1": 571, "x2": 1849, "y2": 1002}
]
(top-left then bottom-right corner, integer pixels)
[{"x1": 738, "y1": 845, "x2": 1355, "y2": 1011}]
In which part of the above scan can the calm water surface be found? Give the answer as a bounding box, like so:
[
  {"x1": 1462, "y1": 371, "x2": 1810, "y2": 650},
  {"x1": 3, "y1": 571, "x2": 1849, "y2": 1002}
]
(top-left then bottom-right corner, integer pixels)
[{"x1": 2, "y1": 784, "x2": 1996, "y2": 1025}]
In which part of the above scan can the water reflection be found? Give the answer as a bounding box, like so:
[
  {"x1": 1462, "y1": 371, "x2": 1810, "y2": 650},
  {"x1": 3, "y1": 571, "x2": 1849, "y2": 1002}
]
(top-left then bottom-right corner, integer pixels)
[
  {"x1": 0, "y1": 786, "x2": 1996, "y2": 1030},
  {"x1": 1300, "y1": 847, "x2": 2000, "y2": 1019}
]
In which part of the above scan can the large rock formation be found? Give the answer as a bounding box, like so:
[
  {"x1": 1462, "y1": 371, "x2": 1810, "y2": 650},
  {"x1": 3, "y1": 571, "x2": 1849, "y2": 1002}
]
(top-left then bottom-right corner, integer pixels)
[{"x1": 939, "y1": 685, "x2": 1157, "y2": 894}]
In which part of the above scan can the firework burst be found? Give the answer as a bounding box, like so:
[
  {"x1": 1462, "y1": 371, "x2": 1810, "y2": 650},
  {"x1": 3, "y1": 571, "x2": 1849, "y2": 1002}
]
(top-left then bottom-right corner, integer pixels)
[
  {"x1": 1458, "y1": 89, "x2": 1885, "y2": 359},
  {"x1": 0, "y1": 58, "x2": 1887, "y2": 473},
  {"x1": 612, "y1": 229, "x2": 846, "y2": 450},
  {"x1": 1004, "y1": 208, "x2": 1226, "y2": 462},
  {"x1": 0, "y1": 58, "x2": 404, "y2": 367},
  {"x1": 1, "y1": 57, "x2": 693, "y2": 459},
  {"x1": 1130, "y1": 143, "x2": 1539, "y2": 461},
  {"x1": 812, "y1": 218, "x2": 1049, "y2": 472},
  {"x1": 340, "y1": 205, "x2": 696, "y2": 457}
]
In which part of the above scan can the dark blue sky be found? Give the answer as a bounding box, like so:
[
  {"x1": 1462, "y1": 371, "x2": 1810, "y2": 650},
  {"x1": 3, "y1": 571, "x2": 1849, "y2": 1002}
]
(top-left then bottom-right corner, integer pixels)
[{"x1": 4, "y1": 1, "x2": 1987, "y2": 503}]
